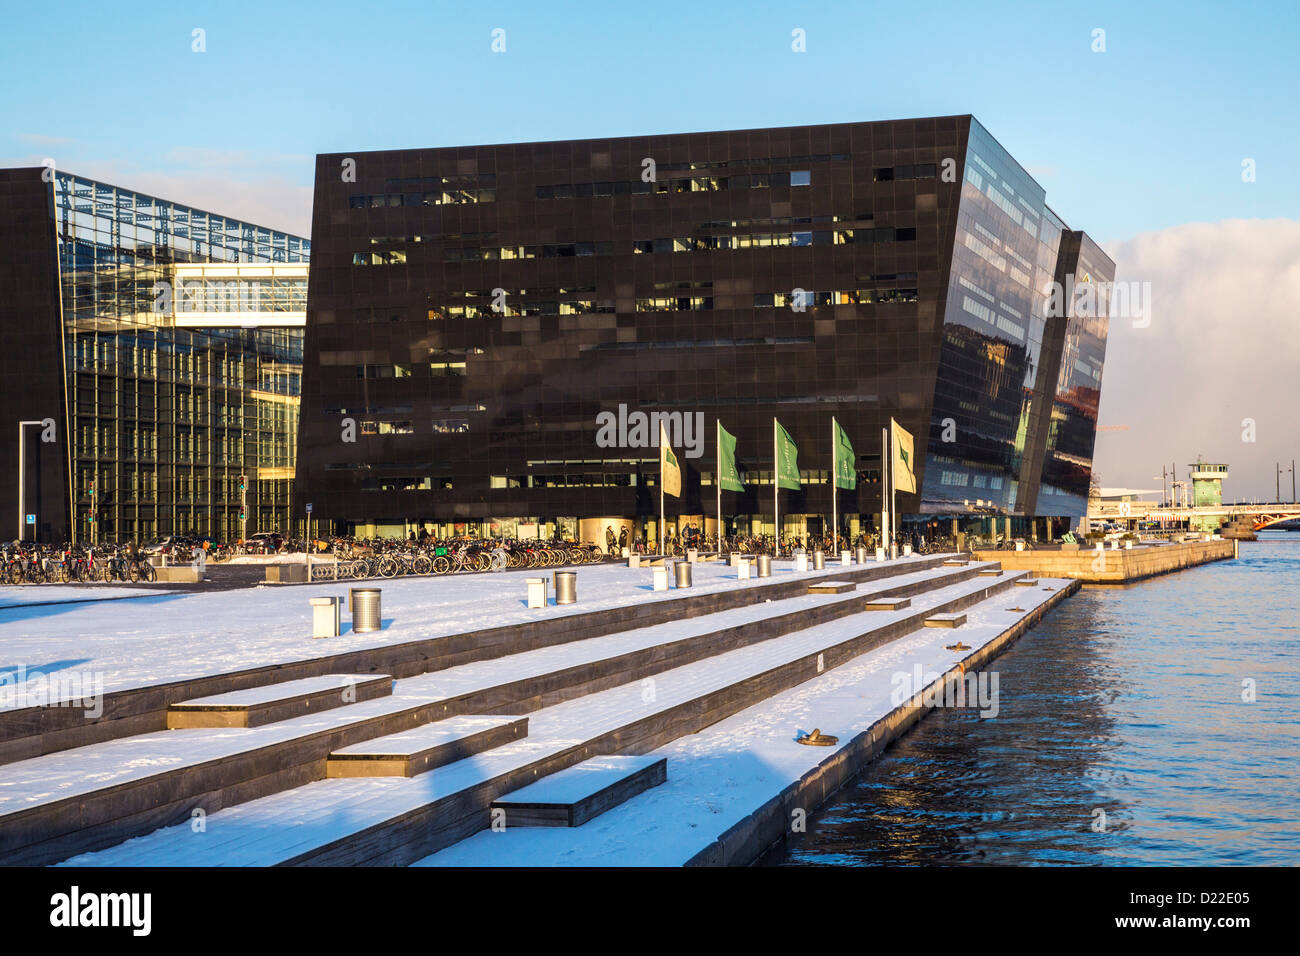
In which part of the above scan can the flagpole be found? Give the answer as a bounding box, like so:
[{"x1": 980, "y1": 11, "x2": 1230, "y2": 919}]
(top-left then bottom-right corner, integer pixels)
[
  {"x1": 890, "y1": 419, "x2": 898, "y2": 557},
  {"x1": 659, "y1": 423, "x2": 665, "y2": 557},
  {"x1": 773, "y1": 418, "x2": 779, "y2": 555},
  {"x1": 831, "y1": 416, "x2": 838, "y2": 555},
  {"x1": 717, "y1": 420, "x2": 723, "y2": 555},
  {"x1": 881, "y1": 425, "x2": 889, "y2": 553}
]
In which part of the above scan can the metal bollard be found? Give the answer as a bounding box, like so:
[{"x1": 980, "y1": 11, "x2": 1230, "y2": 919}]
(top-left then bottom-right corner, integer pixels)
[
  {"x1": 855, "y1": 546, "x2": 867, "y2": 564},
  {"x1": 757, "y1": 554, "x2": 772, "y2": 577},
  {"x1": 310, "y1": 596, "x2": 340, "y2": 638},
  {"x1": 674, "y1": 560, "x2": 693, "y2": 588},
  {"x1": 350, "y1": 587, "x2": 382, "y2": 633},
  {"x1": 813, "y1": 551, "x2": 825, "y2": 570},
  {"x1": 555, "y1": 571, "x2": 577, "y2": 604}
]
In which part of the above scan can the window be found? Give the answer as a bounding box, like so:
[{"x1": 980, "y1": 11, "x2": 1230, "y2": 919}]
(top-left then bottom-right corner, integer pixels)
[{"x1": 791, "y1": 170, "x2": 811, "y2": 187}]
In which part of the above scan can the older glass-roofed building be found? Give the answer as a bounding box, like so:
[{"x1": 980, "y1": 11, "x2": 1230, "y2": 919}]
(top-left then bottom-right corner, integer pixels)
[{"x1": 0, "y1": 167, "x2": 309, "y2": 543}]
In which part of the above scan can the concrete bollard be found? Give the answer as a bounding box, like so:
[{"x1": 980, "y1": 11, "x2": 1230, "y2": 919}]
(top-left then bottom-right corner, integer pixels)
[
  {"x1": 737, "y1": 559, "x2": 751, "y2": 580},
  {"x1": 628, "y1": 553, "x2": 640, "y2": 568},
  {"x1": 674, "y1": 560, "x2": 693, "y2": 588},
  {"x1": 794, "y1": 551, "x2": 808, "y2": 572},
  {"x1": 555, "y1": 571, "x2": 577, "y2": 605},
  {"x1": 875, "y1": 547, "x2": 886, "y2": 562},
  {"x1": 621, "y1": 547, "x2": 630, "y2": 558},
  {"x1": 310, "y1": 596, "x2": 340, "y2": 639},
  {"x1": 855, "y1": 546, "x2": 867, "y2": 564},
  {"x1": 813, "y1": 551, "x2": 825, "y2": 570},
  {"x1": 687, "y1": 548, "x2": 698, "y2": 563},
  {"x1": 729, "y1": 553, "x2": 741, "y2": 567},
  {"x1": 526, "y1": 576, "x2": 548, "y2": 609},
  {"x1": 653, "y1": 566, "x2": 669, "y2": 591},
  {"x1": 757, "y1": 554, "x2": 772, "y2": 577}
]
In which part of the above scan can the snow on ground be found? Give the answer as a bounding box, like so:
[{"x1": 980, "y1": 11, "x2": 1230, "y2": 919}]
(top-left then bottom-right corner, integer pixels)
[
  {"x1": 0, "y1": 555, "x2": 942, "y2": 708},
  {"x1": 2, "y1": 563, "x2": 966, "y2": 813},
  {"x1": 59, "y1": 570, "x2": 1045, "y2": 867},
  {"x1": 0, "y1": 586, "x2": 158, "y2": 609},
  {"x1": 415, "y1": 580, "x2": 1068, "y2": 866}
]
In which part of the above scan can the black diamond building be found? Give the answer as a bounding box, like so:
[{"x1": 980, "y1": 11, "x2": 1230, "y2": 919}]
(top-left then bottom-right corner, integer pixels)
[{"x1": 295, "y1": 115, "x2": 1112, "y2": 544}]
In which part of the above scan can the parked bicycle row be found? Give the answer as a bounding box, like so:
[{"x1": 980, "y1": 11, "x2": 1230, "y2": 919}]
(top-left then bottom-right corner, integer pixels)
[{"x1": 2, "y1": 543, "x2": 158, "y2": 585}]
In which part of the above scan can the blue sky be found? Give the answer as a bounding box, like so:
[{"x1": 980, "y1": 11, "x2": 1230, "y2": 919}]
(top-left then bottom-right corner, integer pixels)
[
  {"x1": 4, "y1": 0, "x2": 1299, "y2": 496},
  {"x1": 3, "y1": 0, "x2": 1297, "y2": 241}
]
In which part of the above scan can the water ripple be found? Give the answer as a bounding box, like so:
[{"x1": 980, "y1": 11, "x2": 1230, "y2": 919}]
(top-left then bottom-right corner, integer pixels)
[{"x1": 770, "y1": 534, "x2": 1300, "y2": 866}]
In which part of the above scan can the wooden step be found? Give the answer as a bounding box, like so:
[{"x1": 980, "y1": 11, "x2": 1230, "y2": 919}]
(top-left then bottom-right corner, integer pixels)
[
  {"x1": 166, "y1": 674, "x2": 393, "y2": 729},
  {"x1": 863, "y1": 596, "x2": 911, "y2": 611},
  {"x1": 492, "y1": 755, "x2": 667, "y2": 827},
  {"x1": 924, "y1": 613, "x2": 967, "y2": 628},
  {"x1": 807, "y1": 580, "x2": 856, "y2": 594},
  {"x1": 327, "y1": 716, "x2": 528, "y2": 778}
]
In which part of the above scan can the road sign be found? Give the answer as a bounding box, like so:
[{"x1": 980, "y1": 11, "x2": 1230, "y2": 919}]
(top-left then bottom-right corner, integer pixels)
[
  {"x1": 25, "y1": 514, "x2": 35, "y2": 525},
  {"x1": 305, "y1": 503, "x2": 313, "y2": 514}
]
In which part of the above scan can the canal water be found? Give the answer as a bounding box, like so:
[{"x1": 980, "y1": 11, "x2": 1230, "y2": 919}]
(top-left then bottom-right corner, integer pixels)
[{"x1": 767, "y1": 533, "x2": 1300, "y2": 866}]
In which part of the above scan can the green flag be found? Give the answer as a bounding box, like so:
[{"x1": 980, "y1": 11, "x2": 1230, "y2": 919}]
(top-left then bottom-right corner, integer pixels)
[
  {"x1": 833, "y1": 418, "x2": 856, "y2": 490},
  {"x1": 717, "y1": 422, "x2": 745, "y2": 492},
  {"x1": 774, "y1": 419, "x2": 801, "y2": 490}
]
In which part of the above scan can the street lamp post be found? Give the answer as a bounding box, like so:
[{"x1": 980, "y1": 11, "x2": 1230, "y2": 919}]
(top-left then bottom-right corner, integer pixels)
[{"x1": 17, "y1": 420, "x2": 44, "y2": 542}]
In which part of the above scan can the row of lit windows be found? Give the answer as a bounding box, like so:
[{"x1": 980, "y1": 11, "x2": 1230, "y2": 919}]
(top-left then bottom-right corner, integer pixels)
[
  {"x1": 535, "y1": 170, "x2": 810, "y2": 200},
  {"x1": 348, "y1": 188, "x2": 495, "y2": 209},
  {"x1": 356, "y1": 226, "x2": 915, "y2": 266},
  {"x1": 423, "y1": 287, "x2": 918, "y2": 319}
]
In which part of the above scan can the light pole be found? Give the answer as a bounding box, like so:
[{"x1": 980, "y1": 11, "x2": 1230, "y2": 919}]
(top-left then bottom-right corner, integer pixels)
[{"x1": 17, "y1": 420, "x2": 44, "y2": 542}]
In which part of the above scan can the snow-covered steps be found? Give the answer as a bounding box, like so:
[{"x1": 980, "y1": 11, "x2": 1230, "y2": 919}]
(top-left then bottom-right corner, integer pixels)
[
  {"x1": 61, "y1": 569, "x2": 1031, "y2": 866},
  {"x1": 327, "y1": 716, "x2": 528, "y2": 778},
  {"x1": 418, "y1": 578, "x2": 1080, "y2": 867},
  {"x1": 1, "y1": 563, "x2": 998, "y2": 866},
  {"x1": 491, "y1": 755, "x2": 667, "y2": 827},
  {"x1": 977, "y1": 568, "x2": 1004, "y2": 577},
  {"x1": 807, "y1": 580, "x2": 856, "y2": 594},
  {"x1": 166, "y1": 674, "x2": 392, "y2": 729},
  {"x1": 1015, "y1": 577, "x2": 1040, "y2": 586},
  {"x1": 0, "y1": 554, "x2": 963, "y2": 766},
  {"x1": 942, "y1": 558, "x2": 971, "y2": 566}
]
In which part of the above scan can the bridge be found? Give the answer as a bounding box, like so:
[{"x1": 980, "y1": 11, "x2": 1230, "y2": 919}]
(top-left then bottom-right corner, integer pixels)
[{"x1": 1089, "y1": 500, "x2": 1300, "y2": 531}]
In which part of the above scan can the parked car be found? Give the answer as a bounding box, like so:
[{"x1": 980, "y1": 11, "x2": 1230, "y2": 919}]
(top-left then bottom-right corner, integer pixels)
[{"x1": 245, "y1": 532, "x2": 284, "y2": 554}]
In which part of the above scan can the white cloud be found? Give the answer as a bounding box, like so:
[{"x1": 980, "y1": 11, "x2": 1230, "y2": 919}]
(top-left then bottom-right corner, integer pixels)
[{"x1": 1095, "y1": 219, "x2": 1300, "y2": 501}]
